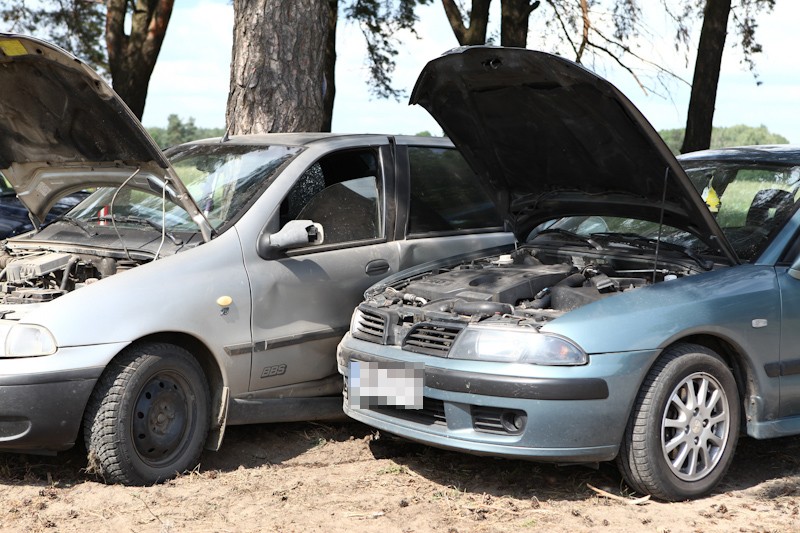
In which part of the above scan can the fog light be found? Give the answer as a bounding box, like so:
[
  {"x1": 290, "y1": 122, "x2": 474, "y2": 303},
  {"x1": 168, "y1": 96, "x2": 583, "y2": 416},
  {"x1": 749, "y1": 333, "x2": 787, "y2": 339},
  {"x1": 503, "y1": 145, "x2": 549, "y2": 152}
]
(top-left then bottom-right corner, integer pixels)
[{"x1": 500, "y1": 411, "x2": 527, "y2": 434}]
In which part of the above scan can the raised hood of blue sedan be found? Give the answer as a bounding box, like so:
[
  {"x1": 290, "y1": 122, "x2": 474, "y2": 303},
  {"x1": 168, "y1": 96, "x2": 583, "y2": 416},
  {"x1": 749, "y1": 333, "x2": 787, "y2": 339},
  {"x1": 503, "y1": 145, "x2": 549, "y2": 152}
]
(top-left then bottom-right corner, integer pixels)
[
  {"x1": 410, "y1": 46, "x2": 735, "y2": 262},
  {"x1": 0, "y1": 34, "x2": 211, "y2": 240}
]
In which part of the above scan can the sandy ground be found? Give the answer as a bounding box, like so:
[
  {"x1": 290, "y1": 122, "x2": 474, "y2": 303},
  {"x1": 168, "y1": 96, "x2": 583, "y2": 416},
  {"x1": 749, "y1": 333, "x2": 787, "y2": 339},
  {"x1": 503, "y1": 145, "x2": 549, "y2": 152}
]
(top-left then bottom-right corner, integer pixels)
[{"x1": 1, "y1": 419, "x2": 799, "y2": 532}]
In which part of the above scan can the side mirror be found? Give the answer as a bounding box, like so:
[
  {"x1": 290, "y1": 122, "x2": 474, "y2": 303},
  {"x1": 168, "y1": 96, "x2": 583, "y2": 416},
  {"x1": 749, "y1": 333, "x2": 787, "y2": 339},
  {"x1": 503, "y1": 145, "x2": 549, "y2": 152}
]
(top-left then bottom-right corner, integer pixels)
[
  {"x1": 257, "y1": 219, "x2": 325, "y2": 259},
  {"x1": 789, "y1": 258, "x2": 800, "y2": 280}
]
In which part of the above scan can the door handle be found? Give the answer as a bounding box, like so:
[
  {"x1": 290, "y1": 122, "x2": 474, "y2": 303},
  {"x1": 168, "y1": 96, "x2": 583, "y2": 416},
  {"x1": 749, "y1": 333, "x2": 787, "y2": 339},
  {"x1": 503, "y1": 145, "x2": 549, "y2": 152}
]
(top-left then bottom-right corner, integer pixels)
[{"x1": 365, "y1": 259, "x2": 390, "y2": 276}]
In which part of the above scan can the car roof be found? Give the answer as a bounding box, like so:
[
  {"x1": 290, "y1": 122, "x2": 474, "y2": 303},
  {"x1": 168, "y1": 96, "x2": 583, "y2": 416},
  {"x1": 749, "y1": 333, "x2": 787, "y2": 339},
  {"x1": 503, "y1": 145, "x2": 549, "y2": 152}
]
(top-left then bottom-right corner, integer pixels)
[
  {"x1": 678, "y1": 145, "x2": 800, "y2": 164},
  {"x1": 185, "y1": 133, "x2": 454, "y2": 148}
]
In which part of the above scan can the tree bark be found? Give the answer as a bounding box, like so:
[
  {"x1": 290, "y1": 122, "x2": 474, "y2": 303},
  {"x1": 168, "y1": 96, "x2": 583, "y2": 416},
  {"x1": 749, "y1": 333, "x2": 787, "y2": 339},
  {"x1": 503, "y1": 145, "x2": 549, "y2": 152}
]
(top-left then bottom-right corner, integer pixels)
[
  {"x1": 441, "y1": 0, "x2": 491, "y2": 45},
  {"x1": 321, "y1": 0, "x2": 337, "y2": 132},
  {"x1": 500, "y1": 0, "x2": 540, "y2": 47},
  {"x1": 680, "y1": 0, "x2": 732, "y2": 154},
  {"x1": 106, "y1": 0, "x2": 174, "y2": 119},
  {"x1": 227, "y1": 0, "x2": 336, "y2": 135}
]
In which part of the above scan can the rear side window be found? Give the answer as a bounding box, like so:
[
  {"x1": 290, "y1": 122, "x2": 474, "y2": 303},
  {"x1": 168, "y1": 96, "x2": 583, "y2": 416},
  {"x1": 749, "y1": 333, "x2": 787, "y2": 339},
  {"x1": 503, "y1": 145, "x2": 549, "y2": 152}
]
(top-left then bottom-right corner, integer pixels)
[{"x1": 407, "y1": 146, "x2": 502, "y2": 234}]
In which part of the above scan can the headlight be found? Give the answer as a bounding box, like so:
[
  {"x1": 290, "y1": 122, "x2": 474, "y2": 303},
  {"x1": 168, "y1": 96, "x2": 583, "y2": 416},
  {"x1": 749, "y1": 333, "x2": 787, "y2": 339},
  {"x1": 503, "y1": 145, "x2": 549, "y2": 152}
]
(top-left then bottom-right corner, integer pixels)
[
  {"x1": 350, "y1": 308, "x2": 364, "y2": 335},
  {"x1": 5, "y1": 325, "x2": 57, "y2": 357},
  {"x1": 450, "y1": 326, "x2": 587, "y2": 366}
]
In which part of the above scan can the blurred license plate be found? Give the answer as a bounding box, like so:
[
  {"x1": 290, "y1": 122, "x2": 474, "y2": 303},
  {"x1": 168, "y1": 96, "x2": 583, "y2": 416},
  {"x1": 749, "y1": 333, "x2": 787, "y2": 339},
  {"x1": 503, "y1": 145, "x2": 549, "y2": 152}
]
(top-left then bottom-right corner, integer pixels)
[{"x1": 349, "y1": 360, "x2": 424, "y2": 410}]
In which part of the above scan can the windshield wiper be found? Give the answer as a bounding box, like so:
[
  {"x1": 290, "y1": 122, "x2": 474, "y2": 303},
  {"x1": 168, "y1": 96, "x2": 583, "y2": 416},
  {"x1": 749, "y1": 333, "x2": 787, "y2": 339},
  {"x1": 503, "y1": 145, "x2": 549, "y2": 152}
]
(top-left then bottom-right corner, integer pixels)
[
  {"x1": 49, "y1": 215, "x2": 96, "y2": 237},
  {"x1": 532, "y1": 228, "x2": 603, "y2": 250},
  {"x1": 591, "y1": 232, "x2": 714, "y2": 271},
  {"x1": 89, "y1": 215, "x2": 183, "y2": 245}
]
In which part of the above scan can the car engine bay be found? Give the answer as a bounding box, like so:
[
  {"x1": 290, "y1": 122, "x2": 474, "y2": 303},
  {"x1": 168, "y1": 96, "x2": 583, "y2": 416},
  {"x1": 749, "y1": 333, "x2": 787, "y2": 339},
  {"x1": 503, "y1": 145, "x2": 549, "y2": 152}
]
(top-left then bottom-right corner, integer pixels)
[
  {"x1": 0, "y1": 247, "x2": 145, "y2": 304},
  {"x1": 353, "y1": 245, "x2": 704, "y2": 347}
]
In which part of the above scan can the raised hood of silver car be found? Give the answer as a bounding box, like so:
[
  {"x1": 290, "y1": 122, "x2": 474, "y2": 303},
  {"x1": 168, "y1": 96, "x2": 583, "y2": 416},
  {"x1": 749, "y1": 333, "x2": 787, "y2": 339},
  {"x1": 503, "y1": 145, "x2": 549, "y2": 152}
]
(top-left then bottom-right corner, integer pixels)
[
  {"x1": 411, "y1": 46, "x2": 735, "y2": 261},
  {"x1": 0, "y1": 34, "x2": 210, "y2": 240}
]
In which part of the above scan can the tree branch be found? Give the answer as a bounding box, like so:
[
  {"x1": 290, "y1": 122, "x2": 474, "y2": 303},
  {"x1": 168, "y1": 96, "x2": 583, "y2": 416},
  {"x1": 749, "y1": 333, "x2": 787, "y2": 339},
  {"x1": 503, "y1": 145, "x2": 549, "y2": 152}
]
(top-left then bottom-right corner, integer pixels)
[
  {"x1": 441, "y1": 0, "x2": 468, "y2": 43},
  {"x1": 576, "y1": 0, "x2": 589, "y2": 62},
  {"x1": 544, "y1": 0, "x2": 579, "y2": 58}
]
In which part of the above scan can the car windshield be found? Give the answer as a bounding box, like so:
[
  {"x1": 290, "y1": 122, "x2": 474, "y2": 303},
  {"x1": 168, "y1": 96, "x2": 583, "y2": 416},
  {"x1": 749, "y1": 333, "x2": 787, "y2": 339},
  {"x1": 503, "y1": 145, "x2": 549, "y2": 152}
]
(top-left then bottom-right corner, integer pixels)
[
  {"x1": 529, "y1": 159, "x2": 800, "y2": 264},
  {"x1": 67, "y1": 144, "x2": 302, "y2": 233},
  {"x1": 529, "y1": 216, "x2": 699, "y2": 252}
]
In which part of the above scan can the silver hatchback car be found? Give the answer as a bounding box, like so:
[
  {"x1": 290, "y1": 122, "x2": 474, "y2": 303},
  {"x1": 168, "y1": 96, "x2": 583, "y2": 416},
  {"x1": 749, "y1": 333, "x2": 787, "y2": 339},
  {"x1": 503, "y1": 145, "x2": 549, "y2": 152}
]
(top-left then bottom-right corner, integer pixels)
[{"x1": 0, "y1": 34, "x2": 512, "y2": 484}]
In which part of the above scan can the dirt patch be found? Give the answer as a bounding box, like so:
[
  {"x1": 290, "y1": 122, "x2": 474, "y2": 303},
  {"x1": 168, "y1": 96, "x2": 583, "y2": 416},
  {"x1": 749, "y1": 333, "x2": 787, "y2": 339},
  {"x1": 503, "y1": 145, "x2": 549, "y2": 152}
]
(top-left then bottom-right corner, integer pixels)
[{"x1": 1, "y1": 421, "x2": 799, "y2": 532}]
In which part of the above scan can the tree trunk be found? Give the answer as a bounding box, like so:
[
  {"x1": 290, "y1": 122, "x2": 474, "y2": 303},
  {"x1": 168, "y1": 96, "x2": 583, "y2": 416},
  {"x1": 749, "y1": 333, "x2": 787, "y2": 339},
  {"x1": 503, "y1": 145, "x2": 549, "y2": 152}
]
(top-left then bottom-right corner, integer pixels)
[
  {"x1": 680, "y1": 0, "x2": 731, "y2": 154},
  {"x1": 106, "y1": 0, "x2": 175, "y2": 119},
  {"x1": 227, "y1": 0, "x2": 336, "y2": 135},
  {"x1": 321, "y1": 0, "x2": 337, "y2": 132},
  {"x1": 441, "y1": 0, "x2": 491, "y2": 45},
  {"x1": 500, "y1": 0, "x2": 540, "y2": 47}
]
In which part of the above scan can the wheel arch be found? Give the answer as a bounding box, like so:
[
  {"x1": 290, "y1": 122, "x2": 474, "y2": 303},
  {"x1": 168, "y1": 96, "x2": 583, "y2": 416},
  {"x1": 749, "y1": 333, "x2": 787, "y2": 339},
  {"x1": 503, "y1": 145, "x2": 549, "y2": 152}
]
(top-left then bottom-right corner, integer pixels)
[
  {"x1": 87, "y1": 331, "x2": 227, "y2": 449},
  {"x1": 660, "y1": 333, "x2": 755, "y2": 431}
]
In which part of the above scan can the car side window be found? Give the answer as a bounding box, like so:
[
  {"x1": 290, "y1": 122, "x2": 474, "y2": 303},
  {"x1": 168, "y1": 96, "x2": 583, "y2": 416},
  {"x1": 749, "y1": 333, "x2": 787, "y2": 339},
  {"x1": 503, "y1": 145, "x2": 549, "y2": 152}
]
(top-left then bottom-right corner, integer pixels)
[
  {"x1": 407, "y1": 146, "x2": 502, "y2": 234},
  {"x1": 687, "y1": 165, "x2": 800, "y2": 261},
  {"x1": 279, "y1": 149, "x2": 383, "y2": 246}
]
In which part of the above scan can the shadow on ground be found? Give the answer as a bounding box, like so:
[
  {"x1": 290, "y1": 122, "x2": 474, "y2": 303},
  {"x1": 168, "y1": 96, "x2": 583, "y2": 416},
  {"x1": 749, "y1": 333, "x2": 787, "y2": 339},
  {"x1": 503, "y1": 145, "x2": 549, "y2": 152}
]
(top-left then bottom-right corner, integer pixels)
[
  {"x1": 1, "y1": 421, "x2": 799, "y2": 501},
  {"x1": 367, "y1": 431, "x2": 800, "y2": 501}
]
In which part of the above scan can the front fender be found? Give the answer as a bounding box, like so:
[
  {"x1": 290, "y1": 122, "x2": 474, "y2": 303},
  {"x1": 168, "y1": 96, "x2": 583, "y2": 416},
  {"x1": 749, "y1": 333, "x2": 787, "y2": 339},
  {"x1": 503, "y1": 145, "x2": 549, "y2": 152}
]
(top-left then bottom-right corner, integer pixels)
[{"x1": 543, "y1": 264, "x2": 780, "y2": 359}]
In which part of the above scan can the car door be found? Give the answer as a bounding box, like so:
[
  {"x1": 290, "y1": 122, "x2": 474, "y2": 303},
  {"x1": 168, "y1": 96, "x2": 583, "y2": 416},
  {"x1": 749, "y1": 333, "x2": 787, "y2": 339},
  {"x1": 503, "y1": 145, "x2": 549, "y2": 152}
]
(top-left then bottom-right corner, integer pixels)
[
  {"x1": 392, "y1": 140, "x2": 514, "y2": 268},
  {"x1": 246, "y1": 144, "x2": 401, "y2": 394}
]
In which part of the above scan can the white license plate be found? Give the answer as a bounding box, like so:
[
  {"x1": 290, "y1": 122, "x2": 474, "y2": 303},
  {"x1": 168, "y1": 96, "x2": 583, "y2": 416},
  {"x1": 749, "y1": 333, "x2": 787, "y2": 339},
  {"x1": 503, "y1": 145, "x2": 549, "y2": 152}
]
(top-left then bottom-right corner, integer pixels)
[{"x1": 349, "y1": 360, "x2": 424, "y2": 410}]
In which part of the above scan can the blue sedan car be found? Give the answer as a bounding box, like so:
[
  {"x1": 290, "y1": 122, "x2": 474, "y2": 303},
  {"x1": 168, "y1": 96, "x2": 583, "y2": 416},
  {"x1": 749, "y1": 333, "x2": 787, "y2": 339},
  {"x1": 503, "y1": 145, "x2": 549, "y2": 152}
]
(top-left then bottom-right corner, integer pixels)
[{"x1": 336, "y1": 46, "x2": 800, "y2": 501}]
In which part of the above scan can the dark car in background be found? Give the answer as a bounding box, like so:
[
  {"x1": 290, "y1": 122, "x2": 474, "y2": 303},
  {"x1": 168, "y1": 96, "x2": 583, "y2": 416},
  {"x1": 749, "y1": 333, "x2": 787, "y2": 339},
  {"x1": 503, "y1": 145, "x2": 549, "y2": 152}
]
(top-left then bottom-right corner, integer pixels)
[{"x1": 0, "y1": 175, "x2": 88, "y2": 238}]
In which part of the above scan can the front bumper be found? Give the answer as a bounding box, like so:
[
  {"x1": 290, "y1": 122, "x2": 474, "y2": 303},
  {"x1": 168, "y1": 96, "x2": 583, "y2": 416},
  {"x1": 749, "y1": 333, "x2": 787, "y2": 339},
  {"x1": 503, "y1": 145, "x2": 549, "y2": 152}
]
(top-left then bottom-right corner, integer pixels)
[
  {"x1": 0, "y1": 342, "x2": 127, "y2": 452},
  {"x1": 337, "y1": 334, "x2": 659, "y2": 463}
]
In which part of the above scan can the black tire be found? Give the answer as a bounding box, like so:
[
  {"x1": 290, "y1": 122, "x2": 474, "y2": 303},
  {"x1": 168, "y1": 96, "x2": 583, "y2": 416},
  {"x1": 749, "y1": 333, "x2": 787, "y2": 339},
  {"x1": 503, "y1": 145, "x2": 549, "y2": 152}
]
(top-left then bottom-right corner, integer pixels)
[
  {"x1": 617, "y1": 343, "x2": 740, "y2": 501},
  {"x1": 83, "y1": 342, "x2": 210, "y2": 485}
]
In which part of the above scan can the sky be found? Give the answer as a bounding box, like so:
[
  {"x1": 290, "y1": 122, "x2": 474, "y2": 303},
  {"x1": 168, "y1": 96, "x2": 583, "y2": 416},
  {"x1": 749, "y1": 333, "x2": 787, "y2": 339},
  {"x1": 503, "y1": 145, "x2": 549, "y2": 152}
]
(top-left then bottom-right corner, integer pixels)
[{"x1": 142, "y1": 1, "x2": 800, "y2": 143}]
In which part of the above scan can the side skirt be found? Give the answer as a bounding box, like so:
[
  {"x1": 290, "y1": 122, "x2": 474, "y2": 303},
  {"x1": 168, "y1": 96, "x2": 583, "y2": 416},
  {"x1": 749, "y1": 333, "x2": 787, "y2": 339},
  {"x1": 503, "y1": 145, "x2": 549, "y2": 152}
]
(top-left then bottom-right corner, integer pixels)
[{"x1": 226, "y1": 396, "x2": 346, "y2": 425}]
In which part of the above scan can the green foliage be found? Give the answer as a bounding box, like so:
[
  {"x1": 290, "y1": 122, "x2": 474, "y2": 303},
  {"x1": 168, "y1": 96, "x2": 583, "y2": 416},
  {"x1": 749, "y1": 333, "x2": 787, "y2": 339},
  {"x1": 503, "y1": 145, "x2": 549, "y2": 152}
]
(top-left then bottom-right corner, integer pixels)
[
  {"x1": 662, "y1": 0, "x2": 775, "y2": 76},
  {"x1": 659, "y1": 125, "x2": 789, "y2": 155},
  {"x1": 147, "y1": 115, "x2": 226, "y2": 149},
  {"x1": 0, "y1": 0, "x2": 107, "y2": 75}
]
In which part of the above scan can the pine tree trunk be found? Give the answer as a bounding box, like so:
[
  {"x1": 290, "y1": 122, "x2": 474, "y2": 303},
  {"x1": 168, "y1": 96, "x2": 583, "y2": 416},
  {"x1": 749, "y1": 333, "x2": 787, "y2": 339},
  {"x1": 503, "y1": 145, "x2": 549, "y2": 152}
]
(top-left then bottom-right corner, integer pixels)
[
  {"x1": 680, "y1": 0, "x2": 731, "y2": 154},
  {"x1": 321, "y1": 0, "x2": 337, "y2": 132},
  {"x1": 441, "y1": 0, "x2": 491, "y2": 45},
  {"x1": 227, "y1": 0, "x2": 336, "y2": 135},
  {"x1": 500, "y1": 0, "x2": 539, "y2": 47},
  {"x1": 106, "y1": 0, "x2": 174, "y2": 120}
]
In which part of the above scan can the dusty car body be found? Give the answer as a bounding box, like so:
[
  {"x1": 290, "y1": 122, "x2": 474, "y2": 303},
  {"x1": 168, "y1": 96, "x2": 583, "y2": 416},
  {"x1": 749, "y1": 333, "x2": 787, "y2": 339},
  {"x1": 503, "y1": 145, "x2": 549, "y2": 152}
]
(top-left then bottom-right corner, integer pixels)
[
  {"x1": 337, "y1": 46, "x2": 800, "y2": 500},
  {"x1": 0, "y1": 34, "x2": 513, "y2": 484}
]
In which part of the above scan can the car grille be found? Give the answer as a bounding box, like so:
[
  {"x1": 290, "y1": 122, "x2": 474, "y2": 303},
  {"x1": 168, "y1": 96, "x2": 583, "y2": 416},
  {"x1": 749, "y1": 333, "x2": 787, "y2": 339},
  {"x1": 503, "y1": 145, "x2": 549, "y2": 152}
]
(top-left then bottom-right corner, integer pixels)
[
  {"x1": 402, "y1": 322, "x2": 463, "y2": 357},
  {"x1": 352, "y1": 307, "x2": 387, "y2": 343},
  {"x1": 371, "y1": 397, "x2": 446, "y2": 426}
]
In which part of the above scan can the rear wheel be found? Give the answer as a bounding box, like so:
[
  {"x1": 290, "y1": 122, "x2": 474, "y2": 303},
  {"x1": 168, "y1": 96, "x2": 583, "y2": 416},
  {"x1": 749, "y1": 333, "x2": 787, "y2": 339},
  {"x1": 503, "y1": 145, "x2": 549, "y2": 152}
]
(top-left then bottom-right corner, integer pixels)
[
  {"x1": 617, "y1": 343, "x2": 740, "y2": 500},
  {"x1": 84, "y1": 342, "x2": 210, "y2": 485}
]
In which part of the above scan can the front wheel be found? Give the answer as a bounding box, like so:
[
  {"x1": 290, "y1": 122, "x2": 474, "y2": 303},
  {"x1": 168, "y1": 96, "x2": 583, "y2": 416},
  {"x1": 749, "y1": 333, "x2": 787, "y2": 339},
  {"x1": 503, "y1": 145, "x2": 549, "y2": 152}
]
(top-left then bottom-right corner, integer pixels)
[
  {"x1": 83, "y1": 342, "x2": 211, "y2": 485},
  {"x1": 617, "y1": 343, "x2": 740, "y2": 500}
]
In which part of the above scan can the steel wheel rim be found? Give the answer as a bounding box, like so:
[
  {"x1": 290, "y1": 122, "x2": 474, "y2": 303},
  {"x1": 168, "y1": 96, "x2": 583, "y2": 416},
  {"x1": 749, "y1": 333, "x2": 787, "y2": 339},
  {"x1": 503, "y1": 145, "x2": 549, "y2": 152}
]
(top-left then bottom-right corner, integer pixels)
[
  {"x1": 131, "y1": 371, "x2": 195, "y2": 467},
  {"x1": 661, "y1": 371, "x2": 730, "y2": 482}
]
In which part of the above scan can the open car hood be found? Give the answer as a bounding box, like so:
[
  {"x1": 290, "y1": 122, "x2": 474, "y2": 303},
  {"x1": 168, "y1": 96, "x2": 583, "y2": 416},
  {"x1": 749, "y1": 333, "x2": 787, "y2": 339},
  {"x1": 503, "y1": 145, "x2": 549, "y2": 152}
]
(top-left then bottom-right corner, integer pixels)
[
  {"x1": 411, "y1": 46, "x2": 735, "y2": 262},
  {"x1": 0, "y1": 34, "x2": 211, "y2": 240}
]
